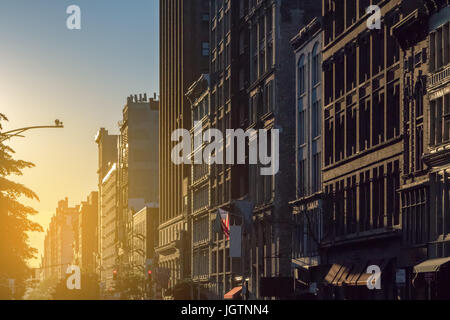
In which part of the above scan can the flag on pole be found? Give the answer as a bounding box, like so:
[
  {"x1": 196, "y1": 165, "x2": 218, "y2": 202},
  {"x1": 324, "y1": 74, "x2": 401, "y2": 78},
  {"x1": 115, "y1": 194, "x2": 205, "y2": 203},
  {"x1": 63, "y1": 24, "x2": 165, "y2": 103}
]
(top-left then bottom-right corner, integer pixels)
[
  {"x1": 213, "y1": 209, "x2": 230, "y2": 240},
  {"x1": 219, "y1": 209, "x2": 230, "y2": 240}
]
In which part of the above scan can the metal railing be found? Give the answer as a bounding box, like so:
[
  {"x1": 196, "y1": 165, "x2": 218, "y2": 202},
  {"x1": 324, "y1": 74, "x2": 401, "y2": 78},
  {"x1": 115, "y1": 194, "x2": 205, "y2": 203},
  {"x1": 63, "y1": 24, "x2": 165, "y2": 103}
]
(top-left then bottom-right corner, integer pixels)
[{"x1": 428, "y1": 64, "x2": 450, "y2": 88}]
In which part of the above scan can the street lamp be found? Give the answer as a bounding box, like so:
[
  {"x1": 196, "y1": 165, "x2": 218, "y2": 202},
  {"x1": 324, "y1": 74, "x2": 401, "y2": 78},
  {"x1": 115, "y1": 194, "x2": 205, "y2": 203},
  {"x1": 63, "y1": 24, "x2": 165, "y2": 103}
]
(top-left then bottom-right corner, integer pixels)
[{"x1": 0, "y1": 119, "x2": 64, "y2": 143}]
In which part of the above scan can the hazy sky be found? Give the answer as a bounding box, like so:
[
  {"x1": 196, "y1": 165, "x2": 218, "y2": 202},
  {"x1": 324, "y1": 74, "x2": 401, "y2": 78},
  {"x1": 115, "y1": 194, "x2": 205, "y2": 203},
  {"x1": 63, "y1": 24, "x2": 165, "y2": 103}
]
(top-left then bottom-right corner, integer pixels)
[{"x1": 0, "y1": 0, "x2": 159, "y2": 266}]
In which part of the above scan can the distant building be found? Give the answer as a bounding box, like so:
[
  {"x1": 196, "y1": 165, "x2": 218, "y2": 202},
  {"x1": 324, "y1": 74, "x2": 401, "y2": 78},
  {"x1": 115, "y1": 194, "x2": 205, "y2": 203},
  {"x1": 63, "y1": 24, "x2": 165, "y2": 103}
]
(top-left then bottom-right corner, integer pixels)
[
  {"x1": 42, "y1": 198, "x2": 79, "y2": 281},
  {"x1": 131, "y1": 206, "x2": 159, "y2": 280},
  {"x1": 95, "y1": 128, "x2": 118, "y2": 284},
  {"x1": 100, "y1": 163, "x2": 119, "y2": 292},
  {"x1": 73, "y1": 192, "x2": 98, "y2": 275},
  {"x1": 118, "y1": 94, "x2": 159, "y2": 274}
]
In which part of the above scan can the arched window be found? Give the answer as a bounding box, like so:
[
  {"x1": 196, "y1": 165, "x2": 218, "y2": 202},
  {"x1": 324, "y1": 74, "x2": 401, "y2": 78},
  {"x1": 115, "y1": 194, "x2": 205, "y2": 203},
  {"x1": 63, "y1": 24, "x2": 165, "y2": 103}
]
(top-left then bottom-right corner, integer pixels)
[
  {"x1": 298, "y1": 55, "x2": 305, "y2": 95},
  {"x1": 312, "y1": 42, "x2": 321, "y2": 85}
]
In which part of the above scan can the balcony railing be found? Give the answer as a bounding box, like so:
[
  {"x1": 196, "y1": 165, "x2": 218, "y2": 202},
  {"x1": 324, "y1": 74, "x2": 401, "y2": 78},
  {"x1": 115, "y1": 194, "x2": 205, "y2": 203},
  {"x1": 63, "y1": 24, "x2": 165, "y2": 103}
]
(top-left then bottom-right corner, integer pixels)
[{"x1": 428, "y1": 64, "x2": 450, "y2": 88}]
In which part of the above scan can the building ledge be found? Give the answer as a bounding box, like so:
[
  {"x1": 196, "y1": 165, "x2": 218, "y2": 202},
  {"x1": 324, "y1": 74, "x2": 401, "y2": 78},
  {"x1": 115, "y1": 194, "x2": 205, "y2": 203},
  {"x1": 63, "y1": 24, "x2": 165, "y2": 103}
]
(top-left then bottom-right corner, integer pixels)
[
  {"x1": 155, "y1": 241, "x2": 180, "y2": 256},
  {"x1": 290, "y1": 192, "x2": 324, "y2": 207},
  {"x1": 423, "y1": 146, "x2": 450, "y2": 167},
  {"x1": 322, "y1": 227, "x2": 401, "y2": 248}
]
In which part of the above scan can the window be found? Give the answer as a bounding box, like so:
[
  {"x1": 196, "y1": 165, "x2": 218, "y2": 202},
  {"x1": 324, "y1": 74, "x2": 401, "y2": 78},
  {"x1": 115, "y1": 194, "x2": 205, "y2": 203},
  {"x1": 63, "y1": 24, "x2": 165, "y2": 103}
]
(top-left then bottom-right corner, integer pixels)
[
  {"x1": 264, "y1": 80, "x2": 274, "y2": 114},
  {"x1": 346, "y1": 106, "x2": 356, "y2": 157},
  {"x1": 239, "y1": 32, "x2": 245, "y2": 55},
  {"x1": 324, "y1": 60, "x2": 333, "y2": 105},
  {"x1": 312, "y1": 43, "x2": 321, "y2": 85},
  {"x1": 298, "y1": 110, "x2": 306, "y2": 145},
  {"x1": 201, "y1": 13, "x2": 210, "y2": 22},
  {"x1": 402, "y1": 188, "x2": 428, "y2": 245},
  {"x1": 312, "y1": 152, "x2": 321, "y2": 193},
  {"x1": 312, "y1": 97, "x2": 321, "y2": 139},
  {"x1": 430, "y1": 22, "x2": 450, "y2": 72},
  {"x1": 387, "y1": 82, "x2": 400, "y2": 139},
  {"x1": 298, "y1": 55, "x2": 306, "y2": 95},
  {"x1": 346, "y1": 0, "x2": 356, "y2": 28},
  {"x1": 298, "y1": 158, "x2": 307, "y2": 197},
  {"x1": 430, "y1": 94, "x2": 450, "y2": 145},
  {"x1": 346, "y1": 45, "x2": 356, "y2": 91},
  {"x1": 249, "y1": 93, "x2": 258, "y2": 124},
  {"x1": 202, "y1": 42, "x2": 210, "y2": 56}
]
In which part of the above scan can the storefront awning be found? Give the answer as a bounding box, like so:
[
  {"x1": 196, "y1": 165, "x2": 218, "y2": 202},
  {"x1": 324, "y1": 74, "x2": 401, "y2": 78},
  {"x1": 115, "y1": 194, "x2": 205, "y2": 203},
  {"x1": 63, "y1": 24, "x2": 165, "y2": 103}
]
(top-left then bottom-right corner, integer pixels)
[
  {"x1": 324, "y1": 259, "x2": 392, "y2": 287},
  {"x1": 324, "y1": 263, "x2": 344, "y2": 284},
  {"x1": 414, "y1": 257, "x2": 450, "y2": 274},
  {"x1": 333, "y1": 263, "x2": 353, "y2": 286},
  {"x1": 354, "y1": 259, "x2": 391, "y2": 287},
  {"x1": 224, "y1": 286, "x2": 242, "y2": 300}
]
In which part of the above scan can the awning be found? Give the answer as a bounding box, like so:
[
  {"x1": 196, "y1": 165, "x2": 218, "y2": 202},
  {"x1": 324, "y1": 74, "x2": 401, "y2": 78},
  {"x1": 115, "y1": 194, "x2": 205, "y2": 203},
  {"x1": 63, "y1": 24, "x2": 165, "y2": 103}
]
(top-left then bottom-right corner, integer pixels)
[
  {"x1": 414, "y1": 257, "x2": 450, "y2": 274},
  {"x1": 333, "y1": 263, "x2": 353, "y2": 286},
  {"x1": 346, "y1": 261, "x2": 369, "y2": 286},
  {"x1": 224, "y1": 286, "x2": 242, "y2": 300},
  {"x1": 355, "y1": 259, "x2": 391, "y2": 287},
  {"x1": 324, "y1": 264, "x2": 344, "y2": 284}
]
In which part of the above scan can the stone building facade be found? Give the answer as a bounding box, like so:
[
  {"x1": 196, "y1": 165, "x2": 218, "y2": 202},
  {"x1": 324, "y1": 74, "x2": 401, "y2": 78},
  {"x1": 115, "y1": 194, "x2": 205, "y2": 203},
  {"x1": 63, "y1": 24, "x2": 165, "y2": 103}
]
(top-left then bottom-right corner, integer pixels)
[
  {"x1": 245, "y1": 0, "x2": 321, "y2": 299},
  {"x1": 186, "y1": 74, "x2": 213, "y2": 299},
  {"x1": 320, "y1": 0, "x2": 405, "y2": 300},
  {"x1": 393, "y1": 0, "x2": 450, "y2": 300},
  {"x1": 118, "y1": 94, "x2": 159, "y2": 275},
  {"x1": 290, "y1": 17, "x2": 323, "y2": 298}
]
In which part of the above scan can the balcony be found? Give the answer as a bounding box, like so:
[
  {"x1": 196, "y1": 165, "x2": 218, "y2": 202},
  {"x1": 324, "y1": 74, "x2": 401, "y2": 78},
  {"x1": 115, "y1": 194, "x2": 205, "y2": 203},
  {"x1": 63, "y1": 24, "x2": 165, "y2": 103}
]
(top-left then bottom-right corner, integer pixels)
[{"x1": 428, "y1": 64, "x2": 450, "y2": 89}]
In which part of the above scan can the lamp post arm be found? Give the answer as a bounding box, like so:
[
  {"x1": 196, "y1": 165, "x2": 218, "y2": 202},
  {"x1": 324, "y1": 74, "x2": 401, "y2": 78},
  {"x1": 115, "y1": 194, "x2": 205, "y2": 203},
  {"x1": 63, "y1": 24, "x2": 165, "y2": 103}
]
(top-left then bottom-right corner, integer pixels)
[{"x1": 0, "y1": 123, "x2": 64, "y2": 143}]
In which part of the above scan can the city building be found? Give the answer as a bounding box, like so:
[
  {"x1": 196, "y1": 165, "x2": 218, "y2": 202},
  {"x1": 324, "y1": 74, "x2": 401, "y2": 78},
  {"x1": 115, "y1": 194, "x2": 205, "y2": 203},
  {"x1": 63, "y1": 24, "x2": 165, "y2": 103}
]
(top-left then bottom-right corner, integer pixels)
[
  {"x1": 42, "y1": 198, "x2": 79, "y2": 281},
  {"x1": 73, "y1": 192, "x2": 98, "y2": 275},
  {"x1": 393, "y1": 0, "x2": 450, "y2": 300},
  {"x1": 131, "y1": 206, "x2": 159, "y2": 273},
  {"x1": 244, "y1": 0, "x2": 321, "y2": 299},
  {"x1": 186, "y1": 74, "x2": 212, "y2": 299},
  {"x1": 320, "y1": 0, "x2": 409, "y2": 300},
  {"x1": 99, "y1": 163, "x2": 119, "y2": 292},
  {"x1": 95, "y1": 128, "x2": 118, "y2": 283},
  {"x1": 207, "y1": 0, "x2": 251, "y2": 300},
  {"x1": 158, "y1": 0, "x2": 209, "y2": 294},
  {"x1": 289, "y1": 17, "x2": 323, "y2": 298},
  {"x1": 131, "y1": 205, "x2": 159, "y2": 299},
  {"x1": 118, "y1": 94, "x2": 159, "y2": 274}
]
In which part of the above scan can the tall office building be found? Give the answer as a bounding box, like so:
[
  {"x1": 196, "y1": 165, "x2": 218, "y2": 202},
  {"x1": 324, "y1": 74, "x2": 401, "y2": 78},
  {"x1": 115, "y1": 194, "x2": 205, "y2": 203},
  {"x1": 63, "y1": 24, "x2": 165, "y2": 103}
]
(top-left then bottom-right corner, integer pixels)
[{"x1": 158, "y1": 0, "x2": 209, "y2": 291}]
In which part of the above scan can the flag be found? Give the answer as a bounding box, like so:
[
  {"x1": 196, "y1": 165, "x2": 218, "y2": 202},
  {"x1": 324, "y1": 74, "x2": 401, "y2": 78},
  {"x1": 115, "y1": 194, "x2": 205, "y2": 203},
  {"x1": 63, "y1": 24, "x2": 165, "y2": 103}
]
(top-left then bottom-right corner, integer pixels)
[
  {"x1": 220, "y1": 209, "x2": 230, "y2": 240},
  {"x1": 213, "y1": 209, "x2": 230, "y2": 240}
]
